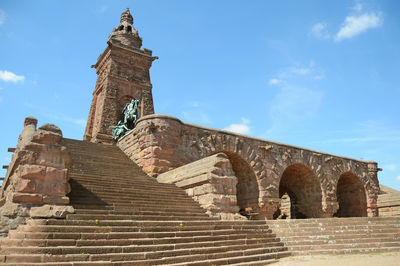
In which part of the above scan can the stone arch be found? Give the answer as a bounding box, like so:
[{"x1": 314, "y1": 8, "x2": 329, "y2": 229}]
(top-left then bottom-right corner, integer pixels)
[
  {"x1": 334, "y1": 172, "x2": 367, "y2": 217},
  {"x1": 277, "y1": 163, "x2": 323, "y2": 219},
  {"x1": 217, "y1": 151, "x2": 260, "y2": 213}
]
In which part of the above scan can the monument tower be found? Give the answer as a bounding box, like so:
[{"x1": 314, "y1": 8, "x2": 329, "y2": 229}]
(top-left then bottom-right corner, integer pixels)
[{"x1": 84, "y1": 8, "x2": 157, "y2": 143}]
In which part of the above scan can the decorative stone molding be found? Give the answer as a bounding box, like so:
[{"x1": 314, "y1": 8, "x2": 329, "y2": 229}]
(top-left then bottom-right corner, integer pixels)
[{"x1": 0, "y1": 117, "x2": 74, "y2": 236}]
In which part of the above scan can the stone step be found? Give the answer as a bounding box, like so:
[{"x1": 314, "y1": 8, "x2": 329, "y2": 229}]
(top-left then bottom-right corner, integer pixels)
[
  {"x1": 69, "y1": 200, "x2": 205, "y2": 209},
  {"x1": 268, "y1": 224, "x2": 400, "y2": 232},
  {"x1": 266, "y1": 217, "x2": 400, "y2": 226},
  {"x1": 269, "y1": 228, "x2": 400, "y2": 238},
  {"x1": 68, "y1": 213, "x2": 211, "y2": 221},
  {"x1": 284, "y1": 235, "x2": 400, "y2": 246},
  {"x1": 0, "y1": 250, "x2": 290, "y2": 265},
  {"x1": 68, "y1": 189, "x2": 194, "y2": 200},
  {"x1": 71, "y1": 204, "x2": 206, "y2": 213},
  {"x1": 290, "y1": 246, "x2": 400, "y2": 256},
  {"x1": 168, "y1": 252, "x2": 287, "y2": 266},
  {"x1": 1, "y1": 233, "x2": 280, "y2": 248},
  {"x1": 8, "y1": 228, "x2": 265, "y2": 240},
  {"x1": 69, "y1": 177, "x2": 176, "y2": 190},
  {"x1": 123, "y1": 249, "x2": 290, "y2": 265},
  {"x1": 69, "y1": 183, "x2": 187, "y2": 195},
  {"x1": 27, "y1": 219, "x2": 267, "y2": 227},
  {"x1": 17, "y1": 223, "x2": 270, "y2": 234},
  {"x1": 278, "y1": 232, "x2": 400, "y2": 242},
  {"x1": 0, "y1": 242, "x2": 287, "y2": 258},
  {"x1": 72, "y1": 209, "x2": 207, "y2": 216}
]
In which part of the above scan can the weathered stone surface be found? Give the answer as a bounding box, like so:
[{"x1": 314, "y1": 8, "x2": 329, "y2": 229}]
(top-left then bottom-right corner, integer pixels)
[
  {"x1": 30, "y1": 204, "x2": 74, "y2": 218},
  {"x1": 157, "y1": 153, "x2": 243, "y2": 220},
  {"x1": 119, "y1": 114, "x2": 379, "y2": 219},
  {"x1": 12, "y1": 193, "x2": 43, "y2": 204},
  {"x1": 0, "y1": 117, "x2": 73, "y2": 236}
]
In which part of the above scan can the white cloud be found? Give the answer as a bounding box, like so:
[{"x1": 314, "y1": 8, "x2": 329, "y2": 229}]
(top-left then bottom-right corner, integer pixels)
[
  {"x1": 311, "y1": 23, "x2": 330, "y2": 39},
  {"x1": 269, "y1": 78, "x2": 281, "y2": 85},
  {"x1": 0, "y1": 9, "x2": 6, "y2": 26},
  {"x1": 0, "y1": 70, "x2": 25, "y2": 83},
  {"x1": 397, "y1": 176, "x2": 400, "y2": 182},
  {"x1": 276, "y1": 61, "x2": 324, "y2": 81},
  {"x1": 335, "y1": 12, "x2": 383, "y2": 42},
  {"x1": 224, "y1": 118, "x2": 250, "y2": 134}
]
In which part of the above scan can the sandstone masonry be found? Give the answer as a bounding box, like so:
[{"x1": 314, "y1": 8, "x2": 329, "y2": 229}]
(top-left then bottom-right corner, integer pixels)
[
  {"x1": 0, "y1": 117, "x2": 74, "y2": 236},
  {"x1": 118, "y1": 114, "x2": 379, "y2": 219}
]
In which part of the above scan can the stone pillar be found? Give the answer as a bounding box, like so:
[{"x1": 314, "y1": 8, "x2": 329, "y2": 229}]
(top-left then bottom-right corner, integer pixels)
[
  {"x1": 0, "y1": 118, "x2": 74, "y2": 237},
  {"x1": 366, "y1": 161, "x2": 379, "y2": 217},
  {"x1": 258, "y1": 198, "x2": 280, "y2": 220}
]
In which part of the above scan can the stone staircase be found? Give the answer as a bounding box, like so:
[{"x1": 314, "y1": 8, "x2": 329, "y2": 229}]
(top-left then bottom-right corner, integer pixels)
[
  {"x1": 0, "y1": 138, "x2": 289, "y2": 265},
  {"x1": 378, "y1": 185, "x2": 400, "y2": 217},
  {"x1": 266, "y1": 217, "x2": 400, "y2": 255}
]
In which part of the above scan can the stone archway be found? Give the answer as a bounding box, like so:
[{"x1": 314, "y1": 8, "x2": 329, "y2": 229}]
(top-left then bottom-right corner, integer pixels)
[
  {"x1": 277, "y1": 163, "x2": 322, "y2": 219},
  {"x1": 223, "y1": 152, "x2": 260, "y2": 214},
  {"x1": 335, "y1": 172, "x2": 367, "y2": 217}
]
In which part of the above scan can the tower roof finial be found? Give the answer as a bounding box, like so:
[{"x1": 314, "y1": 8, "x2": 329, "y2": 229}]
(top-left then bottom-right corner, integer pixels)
[
  {"x1": 120, "y1": 7, "x2": 133, "y2": 25},
  {"x1": 109, "y1": 8, "x2": 142, "y2": 49}
]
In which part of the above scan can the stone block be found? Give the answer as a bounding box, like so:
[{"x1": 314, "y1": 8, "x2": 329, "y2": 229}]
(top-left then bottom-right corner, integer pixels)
[
  {"x1": 0, "y1": 202, "x2": 20, "y2": 217},
  {"x1": 42, "y1": 195, "x2": 70, "y2": 205},
  {"x1": 45, "y1": 167, "x2": 69, "y2": 182},
  {"x1": 15, "y1": 178, "x2": 37, "y2": 193},
  {"x1": 12, "y1": 193, "x2": 43, "y2": 204},
  {"x1": 18, "y1": 164, "x2": 46, "y2": 179},
  {"x1": 30, "y1": 204, "x2": 74, "y2": 218}
]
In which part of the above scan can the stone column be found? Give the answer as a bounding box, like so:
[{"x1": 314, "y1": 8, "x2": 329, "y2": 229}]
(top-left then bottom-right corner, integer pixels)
[
  {"x1": 0, "y1": 117, "x2": 74, "y2": 237},
  {"x1": 366, "y1": 161, "x2": 379, "y2": 217}
]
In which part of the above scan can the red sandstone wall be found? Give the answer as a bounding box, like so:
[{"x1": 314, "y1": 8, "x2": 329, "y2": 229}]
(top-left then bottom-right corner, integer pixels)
[{"x1": 118, "y1": 114, "x2": 379, "y2": 219}]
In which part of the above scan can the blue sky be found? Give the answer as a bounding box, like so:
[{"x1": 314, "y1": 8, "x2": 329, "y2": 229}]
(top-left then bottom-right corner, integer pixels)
[{"x1": 0, "y1": 1, "x2": 399, "y2": 189}]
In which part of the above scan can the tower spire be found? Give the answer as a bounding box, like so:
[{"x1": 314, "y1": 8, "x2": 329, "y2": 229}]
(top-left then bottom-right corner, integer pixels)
[{"x1": 109, "y1": 8, "x2": 142, "y2": 49}]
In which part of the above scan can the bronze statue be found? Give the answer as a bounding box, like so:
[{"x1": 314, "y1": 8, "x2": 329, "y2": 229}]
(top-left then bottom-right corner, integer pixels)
[
  {"x1": 123, "y1": 99, "x2": 140, "y2": 129},
  {"x1": 110, "y1": 99, "x2": 140, "y2": 141}
]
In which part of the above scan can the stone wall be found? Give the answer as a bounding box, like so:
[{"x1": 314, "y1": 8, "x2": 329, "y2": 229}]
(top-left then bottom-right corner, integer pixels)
[
  {"x1": 118, "y1": 114, "x2": 379, "y2": 219},
  {"x1": 0, "y1": 117, "x2": 74, "y2": 236},
  {"x1": 157, "y1": 153, "x2": 245, "y2": 220}
]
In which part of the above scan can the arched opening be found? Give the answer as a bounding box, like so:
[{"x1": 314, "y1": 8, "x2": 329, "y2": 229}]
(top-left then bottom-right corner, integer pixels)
[
  {"x1": 276, "y1": 163, "x2": 322, "y2": 219},
  {"x1": 223, "y1": 152, "x2": 259, "y2": 217},
  {"x1": 335, "y1": 172, "x2": 367, "y2": 217},
  {"x1": 127, "y1": 26, "x2": 132, "y2": 32}
]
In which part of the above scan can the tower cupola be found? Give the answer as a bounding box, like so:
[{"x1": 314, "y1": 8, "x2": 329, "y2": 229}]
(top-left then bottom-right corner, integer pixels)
[{"x1": 109, "y1": 8, "x2": 142, "y2": 49}]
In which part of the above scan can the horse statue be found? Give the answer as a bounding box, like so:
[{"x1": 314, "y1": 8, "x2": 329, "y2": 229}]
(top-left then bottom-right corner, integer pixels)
[{"x1": 123, "y1": 99, "x2": 140, "y2": 129}]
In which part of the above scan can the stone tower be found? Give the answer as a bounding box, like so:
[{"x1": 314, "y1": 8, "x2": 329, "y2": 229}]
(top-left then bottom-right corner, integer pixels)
[{"x1": 84, "y1": 8, "x2": 157, "y2": 143}]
